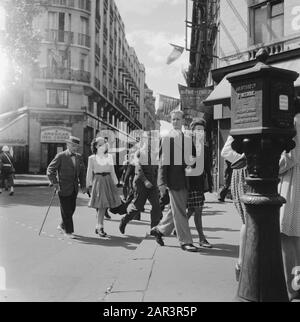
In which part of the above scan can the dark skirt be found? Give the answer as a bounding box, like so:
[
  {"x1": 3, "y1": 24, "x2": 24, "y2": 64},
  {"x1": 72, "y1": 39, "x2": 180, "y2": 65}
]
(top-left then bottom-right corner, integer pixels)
[{"x1": 187, "y1": 190, "x2": 205, "y2": 209}]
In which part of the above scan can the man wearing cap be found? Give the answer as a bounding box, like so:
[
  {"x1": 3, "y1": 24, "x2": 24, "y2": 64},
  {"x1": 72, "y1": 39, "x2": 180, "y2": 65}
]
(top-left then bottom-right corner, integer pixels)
[
  {"x1": 0, "y1": 146, "x2": 15, "y2": 195},
  {"x1": 47, "y1": 136, "x2": 87, "y2": 239}
]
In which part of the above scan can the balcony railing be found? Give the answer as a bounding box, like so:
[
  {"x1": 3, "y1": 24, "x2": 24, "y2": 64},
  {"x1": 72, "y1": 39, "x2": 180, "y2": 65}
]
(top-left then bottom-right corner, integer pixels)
[
  {"x1": 36, "y1": 67, "x2": 90, "y2": 83},
  {"x1": 103, "y1": 26, "x2": 108, "y2": 40},
  {"x1": 95, "y1": 77, "x2": 101, "y2": 91},
  {"x1": 103, "y1": 54, "x2": 108, "y2": 68},
  {"x1": 45, "y1": 29, "x2": 74, "y2": 44},
  {"x1": 134, "y1": 118, "x2": 142, "y2": 129},
  {"x1": 115, "y1": 99, "x2": 130, "y2": 117},
  {"x1": 248, "y1": 41, "x2": 285, "y2": 60},
  {"x1": 109, "y1": 91, "x2": 114, "y2": 102},
  {"x1": 104, "y1": 0, "x2": 108, "y2": 10},
  {"x1": 47, "y1": 0, "x2": 91, "y2": 11},
  {"x1": 103, "y1": 85, "x2": 108, "y2": 97},
  {"x1": 48, "y1": 0, "x2": 75, "y2": 7},
  {"x1": 95, "y1": 43, "x2": 101, "y2": 58},
  {"x1": 96, "y1": 12, "x2": 101, "y2": 25},
  {"x1": 78, "y1": 33, "x2": 91, "y2": 48}
]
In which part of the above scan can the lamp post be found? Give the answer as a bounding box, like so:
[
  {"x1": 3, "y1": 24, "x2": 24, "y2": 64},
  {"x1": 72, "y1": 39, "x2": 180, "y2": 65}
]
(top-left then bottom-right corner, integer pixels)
[{"x1": 227, "y1": 49, "x2": 299, "y2": 302}]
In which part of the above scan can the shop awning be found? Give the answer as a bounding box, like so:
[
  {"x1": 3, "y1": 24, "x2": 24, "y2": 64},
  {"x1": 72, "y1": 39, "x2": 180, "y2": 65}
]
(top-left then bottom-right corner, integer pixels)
[
  {"x1": 0, "y1": 113, "x2": 28, "y2": 146},
  {"x1": 204, "y1": 58, "x2": 300, "y2": 106},
  {"x1": 203, "y1": 77, "x2": 231, "y2": 106}
]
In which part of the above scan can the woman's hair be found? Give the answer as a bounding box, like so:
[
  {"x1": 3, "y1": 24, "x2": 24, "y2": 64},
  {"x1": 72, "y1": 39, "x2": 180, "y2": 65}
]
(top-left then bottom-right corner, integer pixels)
[{"x1": 91, "y1": 138, "x2": 108, "y2": 155}]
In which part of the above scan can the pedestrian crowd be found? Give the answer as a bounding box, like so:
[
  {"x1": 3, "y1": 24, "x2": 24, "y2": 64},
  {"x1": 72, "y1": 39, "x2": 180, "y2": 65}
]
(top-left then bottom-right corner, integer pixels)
[
  {"x1": 46, "y1": 110, "x2": 213, "y2": 254},
  {"x1": 2, "y1": 107, "x2": 299, "y2": 301}
]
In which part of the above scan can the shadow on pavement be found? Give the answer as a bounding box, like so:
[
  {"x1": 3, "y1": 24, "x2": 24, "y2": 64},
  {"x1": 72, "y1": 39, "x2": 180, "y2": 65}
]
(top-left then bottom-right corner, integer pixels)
[
  {"x1": 198, "y1": 243, "x2": 239, "y2": 258},
  {"x1": 202, "y1": 210, "x2": 226, "y2": 217},
  {"x1": 203, "y1": 227, "x2": 240, "y2": 233},
  {"x1": 164, "y1": 242, "x2": 239, "y2": 258},
  {"x1": 204, "y1": 200, "x2": 233, "y2": 204},
  {"x1": 73, "y1": 234, "x2": 142, "y2": 250},
  {"x1": 0, "y1": 186, "x2": 90, "y2": 208},
  {"x1": 105, "y1": 218, "x2": 151, "y2": 227}
]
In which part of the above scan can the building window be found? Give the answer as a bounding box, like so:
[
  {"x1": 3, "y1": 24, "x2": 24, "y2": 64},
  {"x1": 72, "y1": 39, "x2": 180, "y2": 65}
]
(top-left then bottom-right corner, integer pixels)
[
  {"x1": 250, "y1": 0, "x2": 284, "y2": 45},
  {"x1": 46, "y1": 89, "x2": 68, "y2": 108},
  {"x1": 80, "y1": 53, "x2": 87, "y2": 71}
]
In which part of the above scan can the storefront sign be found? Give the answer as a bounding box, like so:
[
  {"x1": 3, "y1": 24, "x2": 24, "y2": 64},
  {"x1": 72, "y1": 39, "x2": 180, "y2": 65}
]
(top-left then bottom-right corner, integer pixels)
[
  {"x1": 40, "y1": 126, "x2": 72, "y2": 143},
  {"x1": 157, "y1": 94, "x2": 180, "y2": 122},
  {"x1": 178, "y1": 84, "x2": 213, "y2": 124}
]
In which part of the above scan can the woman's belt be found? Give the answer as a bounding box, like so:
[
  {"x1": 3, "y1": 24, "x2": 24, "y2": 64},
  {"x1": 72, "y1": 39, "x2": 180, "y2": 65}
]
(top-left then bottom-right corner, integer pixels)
[{"x1": 95, "y1": 172, "x2": 110, "y2": 176}]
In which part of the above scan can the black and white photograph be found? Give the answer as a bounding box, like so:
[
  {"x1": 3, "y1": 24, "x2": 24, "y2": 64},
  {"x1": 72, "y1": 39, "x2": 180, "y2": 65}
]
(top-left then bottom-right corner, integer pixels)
[{"x1": 0, "y1": 0, "x2": 300, "y2": 309}]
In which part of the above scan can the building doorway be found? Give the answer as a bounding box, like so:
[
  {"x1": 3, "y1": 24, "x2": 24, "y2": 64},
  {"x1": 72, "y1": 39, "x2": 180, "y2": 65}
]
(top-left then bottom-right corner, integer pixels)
[{"x1": 41, "y1": 143, "x2": 66, "y2": 173}]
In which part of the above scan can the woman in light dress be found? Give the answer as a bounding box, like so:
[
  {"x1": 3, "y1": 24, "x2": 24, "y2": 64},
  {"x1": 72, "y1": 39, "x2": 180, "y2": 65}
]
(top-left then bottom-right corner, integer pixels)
[
  {"x1": 221, "y1": 135, "x2": 247, "y2": 281},
  {"x1": 279, "y1": 109, "x2": 300, "y2": 301},
  {"x1": 86, "y1": 137, "x2": 121, "y2": 237}
]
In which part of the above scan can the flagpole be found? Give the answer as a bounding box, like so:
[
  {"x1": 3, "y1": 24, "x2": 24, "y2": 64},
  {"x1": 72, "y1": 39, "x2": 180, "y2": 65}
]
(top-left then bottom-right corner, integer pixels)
[{"x1": 185, "y1": 0, "x2": 188, "y2": 51}]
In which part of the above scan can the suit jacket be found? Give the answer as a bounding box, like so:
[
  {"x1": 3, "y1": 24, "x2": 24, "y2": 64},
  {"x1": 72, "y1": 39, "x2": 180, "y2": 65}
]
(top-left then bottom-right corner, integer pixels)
[
  {"x1": 158, "y1": 129, "x2": 195, "y2": 191},
  {"x1": 47, "y1": 150, "x2": 86, "y2": 197},
  {"x1": 133, "y1": 147, "x2": 158, "y2": 187}
]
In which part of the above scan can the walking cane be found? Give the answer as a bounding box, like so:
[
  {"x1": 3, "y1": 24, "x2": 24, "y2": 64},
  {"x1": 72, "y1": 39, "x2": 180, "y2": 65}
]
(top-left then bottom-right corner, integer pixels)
[{"x1": 38, "y1": 186, "x2": 57, "y2": 236}]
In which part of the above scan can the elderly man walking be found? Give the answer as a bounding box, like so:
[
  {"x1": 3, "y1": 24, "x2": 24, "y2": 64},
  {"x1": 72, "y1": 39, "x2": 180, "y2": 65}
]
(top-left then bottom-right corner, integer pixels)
[
  {"x1": 47, "y1": 136, "x2": 86, "y2": 239},
  {"x1": 150, "y1": 110, "x2": 199, "y2": 252}
]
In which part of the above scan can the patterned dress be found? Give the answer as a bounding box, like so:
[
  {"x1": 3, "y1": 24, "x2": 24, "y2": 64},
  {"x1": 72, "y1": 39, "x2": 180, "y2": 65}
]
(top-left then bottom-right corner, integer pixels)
[{"x1": 231, "y1": 168, "x2": 247, "y2": 225}]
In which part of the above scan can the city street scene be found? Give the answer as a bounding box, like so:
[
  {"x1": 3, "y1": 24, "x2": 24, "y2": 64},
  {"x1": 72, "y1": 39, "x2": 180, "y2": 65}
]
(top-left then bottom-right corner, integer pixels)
[{"x1": 1, "y1": 0, "x2": 300, "y2": 305}]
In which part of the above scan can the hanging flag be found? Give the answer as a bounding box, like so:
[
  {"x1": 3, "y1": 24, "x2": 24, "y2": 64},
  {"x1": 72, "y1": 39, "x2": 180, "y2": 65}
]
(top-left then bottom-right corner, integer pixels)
[
  {"x1": 166, "y1": 44, "x2": 184, "y2": 65},
  {"x1": 156, "y1": 93, "x2": 181, "y2": 122}
]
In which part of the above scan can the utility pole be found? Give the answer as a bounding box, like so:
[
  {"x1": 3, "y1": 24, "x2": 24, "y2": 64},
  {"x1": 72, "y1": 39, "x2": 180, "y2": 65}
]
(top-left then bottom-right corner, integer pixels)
[{"x1": 185, "y1": 0, "x2": 219, "y2": 88}]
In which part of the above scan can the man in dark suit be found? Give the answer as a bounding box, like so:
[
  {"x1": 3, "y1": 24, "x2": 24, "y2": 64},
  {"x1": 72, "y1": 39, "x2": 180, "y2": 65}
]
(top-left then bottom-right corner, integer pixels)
[
  {"x1": 47, "y1": 136, "x2": 86, "y2": 239},
  {"x1": 119, "y1": 133, "x2": 162, "y2": 234},
  {"x1": 151, "y1": 110, "x2": 199, "y2": 252}
]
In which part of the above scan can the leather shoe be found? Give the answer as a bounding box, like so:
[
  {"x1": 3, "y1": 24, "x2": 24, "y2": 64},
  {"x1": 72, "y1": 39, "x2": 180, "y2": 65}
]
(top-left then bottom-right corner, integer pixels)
[
  {"x1": 104, "y1": 211, "x2": 111, "y2": 219},
  {"x1": 119, "y1": 218, "x2": 127, "y2": 234},
  {"x1": 150, "y1": 227, "x2": 164, "y2": 246},
  {"x1": 57, "y1": 225, "x2": 65, "y2": 234},
  {"x1": 181, "y1": 244, "x2": 199, "y2": 252}
]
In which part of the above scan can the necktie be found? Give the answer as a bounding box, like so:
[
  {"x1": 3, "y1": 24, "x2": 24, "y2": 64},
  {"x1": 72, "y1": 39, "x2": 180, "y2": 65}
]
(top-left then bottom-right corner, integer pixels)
[{"x1": 70, "y1": 153, "x2": 76, "y2": 167}]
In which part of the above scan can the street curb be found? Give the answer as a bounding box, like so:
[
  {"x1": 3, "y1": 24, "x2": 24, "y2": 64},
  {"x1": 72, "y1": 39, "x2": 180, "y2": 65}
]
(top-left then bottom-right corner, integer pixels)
[{"x1": 103, "y1": 234, "x2": 158, "y2": 302}]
